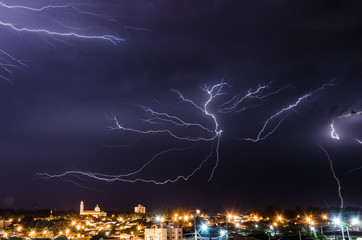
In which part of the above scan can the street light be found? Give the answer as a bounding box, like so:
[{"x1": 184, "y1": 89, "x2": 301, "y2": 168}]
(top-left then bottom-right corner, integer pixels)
[
  {"x1": 201, "y1": 224, "x2": 208, "y2": 232},
  {"x1": 351, "y1": 217, "x2": 360, "y2": 226},
  {"x1": 333, "y1": 217, "x2": 341, "y2": 226},
  {"x1": 269, "y1": 225, "x2": 274, "y2": 235},
  {"x1": 333, "y1": 217, "x2": 346, "y2": 240}
]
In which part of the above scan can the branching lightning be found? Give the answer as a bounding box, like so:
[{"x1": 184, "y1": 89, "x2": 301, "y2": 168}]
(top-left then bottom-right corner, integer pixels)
[
  {"x1": 39, "y1": 143, "x2": 215, "y2": 185},
  {"x1": 240, "y1": 80, "x2": 335, "y2": 142},
  {"x1": 38, "y1": 82, "x2": 228, "y2": 184},
  {"x1": 0, "y1": 0, "x2": 123, "y2": 82},
  {"x1": 38, "y1": 80, "x2": 334, "y2": 186},
  {"x1": 327, "y1": 104, "x2": 362, "y2": 188},
  {"x1": 218, "y1": 81, "x2": 291, "y2": 114},
  {"x1": 318, "y1": 142, "x2": 344, "y2": 208}
]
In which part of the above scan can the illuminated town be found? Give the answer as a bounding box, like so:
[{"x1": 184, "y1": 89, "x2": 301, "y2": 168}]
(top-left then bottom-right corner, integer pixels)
[
  {"x1": 1, "y1": 1, "x2": 362, "y2": 240},
  {"x1": 0, "y1": 202, "x2": 361, "y2": 240}
]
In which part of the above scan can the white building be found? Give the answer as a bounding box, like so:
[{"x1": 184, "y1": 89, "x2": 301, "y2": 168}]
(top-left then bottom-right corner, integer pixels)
[
  {"x1": 80, "y1": 201, "x2": 107, "y2": 217},
  {"x1": 135, "y1": 204, "x2": 146, "y2": 214},
  {"x1": 145, "y1": 225, "x2": 182, "y2": 240}
]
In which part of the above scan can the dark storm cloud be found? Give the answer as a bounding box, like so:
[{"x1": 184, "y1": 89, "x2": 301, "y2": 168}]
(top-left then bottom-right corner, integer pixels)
[{"x1": 1, "y1": 0, "x2": 362, "y2": 211}]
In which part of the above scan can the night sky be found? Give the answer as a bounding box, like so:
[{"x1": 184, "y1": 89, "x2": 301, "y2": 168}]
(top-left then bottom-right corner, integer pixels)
[{"x1": 0, "y1": 0, "x2": 362, "y2": 212}]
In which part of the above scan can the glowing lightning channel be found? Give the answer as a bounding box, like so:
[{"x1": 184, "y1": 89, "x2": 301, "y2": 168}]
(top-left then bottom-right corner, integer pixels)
[
  {"x1": 0, "y1": 1, "x2": 122, "y2": 26},
  {"x1": 0, "y1": 1, "x2": 123, "y2": 82},
  {"x1": 0, "y1": 2, "x2": 88, "y2": 11},
  {"x1": 218, "y1": 82, "x2": 291, "y2": 114},
  {"x1": 346, "y1": 165, "x2": 362, "y2": 174},
  {"x1": 137, "y1": 105, "x2": 214, "y2": 133},
  {"x1": 107, "y1": 82, "x2": 228, "y2": 180},
  {"x1": 38, "y1": 143, "x2": 215, "y2": 185},
  {"x1": 240, "y1": 81, "x2": 335, "y2": 142},
  {"x1": 330, "y1": 110, "x2": 362, "y2": 141},
  {"x1": 0, "y1": 21, "x2": 124, "y2": 45},
  {"x1": 318, "y1": 142, "x2": 344, "y2": 209},
  {"x1": 38, "y1": 82, "x2": 228, "y2": 184}
]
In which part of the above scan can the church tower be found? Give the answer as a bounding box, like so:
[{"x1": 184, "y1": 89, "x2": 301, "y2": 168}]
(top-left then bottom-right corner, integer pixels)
[{"x1": 80, "y1": 201, "x2": 84, "y2": 215}]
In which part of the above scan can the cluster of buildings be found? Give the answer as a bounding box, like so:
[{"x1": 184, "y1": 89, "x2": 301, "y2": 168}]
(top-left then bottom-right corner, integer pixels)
[
  {"x1": 79, "y1": 201, "x2": 146, "y2": 217},
  {"x1": 144, "y1": 224, "x2": 183, "y2": 240},
  {"x1": 0, "y1": 201, "x2": 361, "y2": 240},
  {"x1": 80, "y1": 201, "x2": 107, "y2": 217}
]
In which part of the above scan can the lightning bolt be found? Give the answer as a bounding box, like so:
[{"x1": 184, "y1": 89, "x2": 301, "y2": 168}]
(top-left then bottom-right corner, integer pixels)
[
  {"x1": 38, "y1": 80, "x2": 334, "y2": 186},
  {"x1": 240, "y1": 80, "x2": 335, "y2": 142},
  {"x1": 38, "y1": 82, "x2": 228, "y2": 184},
  {"x1": 318, "y1": 142, "x2": 344, "y2": 209},
  {"x1": 38, "y1": 143, "x2": 215, "y2": 185},
  {"x1": 0, "y1": 1, "x2": 123, "y2": 82},
  {"x1": 0, "y1": 1, "x2": 124, "y2": 25},
  {"x1": 0, "y1": 21, "x2": 123, "y2": 44},
  {"x1": 330, "y1": 110, "x2": 362, "y2": 141}
]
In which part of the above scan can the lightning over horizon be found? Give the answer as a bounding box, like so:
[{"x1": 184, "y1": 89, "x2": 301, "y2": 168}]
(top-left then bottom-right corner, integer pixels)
[
  {"x1": 38, "y1": 80, "x2": 335, "y2": 186},
  {"x1": 2, "y1": 0, "x2": 362, "y2": 211}
]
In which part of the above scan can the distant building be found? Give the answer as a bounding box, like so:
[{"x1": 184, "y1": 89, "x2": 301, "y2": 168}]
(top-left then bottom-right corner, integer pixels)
[
  {"x1": 80, "y1": 201, "x2": 107, "y2": 217},
  {"x1": 135, "y1": 204, "x2": 146, "y2": 214},
  {"x1": 0, "y1": 219, "x2": 10, "y2": 230},
  {"x1": 145, "y1": 225, "x2": 182, "y2": 240},
  {"x1": 0, "y1": 219, "x2": 4, "y2": 230}
]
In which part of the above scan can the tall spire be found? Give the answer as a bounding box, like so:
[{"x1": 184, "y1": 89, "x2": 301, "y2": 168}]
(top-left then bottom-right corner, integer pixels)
[{"x1": 80, "y1": 201, "x2": 84, "y2": 215}]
